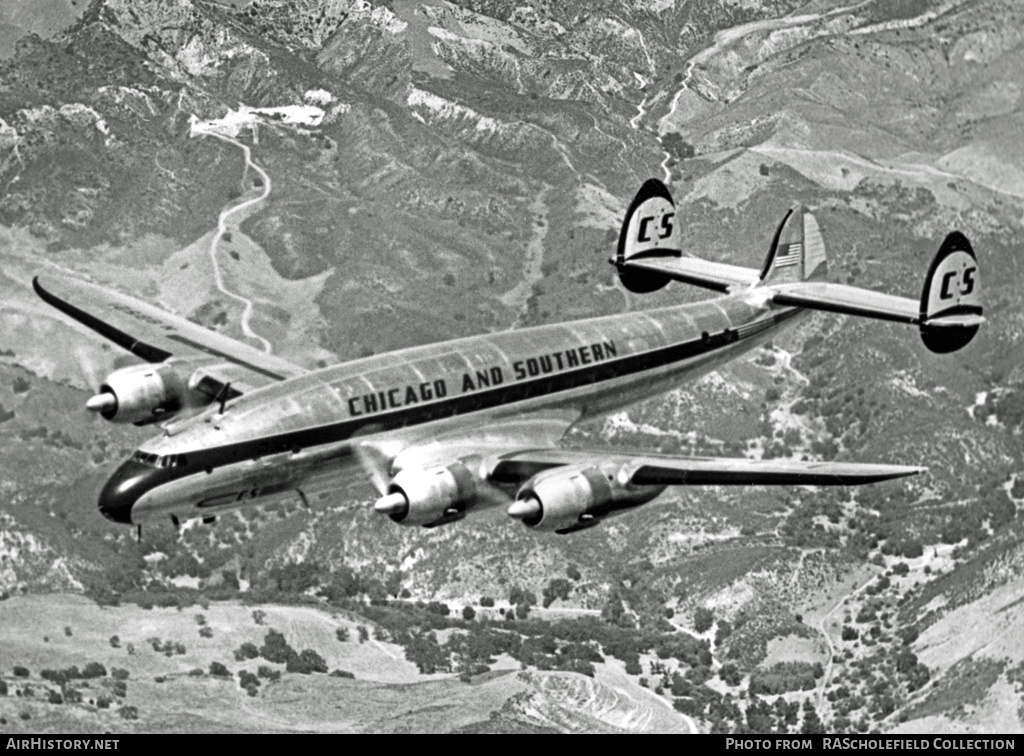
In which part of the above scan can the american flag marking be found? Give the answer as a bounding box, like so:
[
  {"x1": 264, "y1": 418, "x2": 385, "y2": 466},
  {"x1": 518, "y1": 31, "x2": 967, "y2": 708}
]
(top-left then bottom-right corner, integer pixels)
[{"x1": 774, "y1": 242, "x2": 802, "y2": 268}]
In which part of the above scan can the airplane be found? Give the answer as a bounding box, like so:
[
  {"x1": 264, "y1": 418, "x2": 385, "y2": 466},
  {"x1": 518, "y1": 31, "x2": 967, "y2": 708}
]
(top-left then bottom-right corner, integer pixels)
[{"x1": 32, "y1": 178, "x2": 983, "y2": 535}]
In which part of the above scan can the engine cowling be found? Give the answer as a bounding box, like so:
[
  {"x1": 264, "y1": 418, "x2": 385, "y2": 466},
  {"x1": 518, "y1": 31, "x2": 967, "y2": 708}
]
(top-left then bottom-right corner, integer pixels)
[
  {"x1": 375, "y1": 461, "x2": 477, "y2": 526},
  {"x1": 89, "y1": 363, "x2": 188, "y2": 425},
  {"x1": 510, "y1": 463, "x2": 665, "y2": 532}
]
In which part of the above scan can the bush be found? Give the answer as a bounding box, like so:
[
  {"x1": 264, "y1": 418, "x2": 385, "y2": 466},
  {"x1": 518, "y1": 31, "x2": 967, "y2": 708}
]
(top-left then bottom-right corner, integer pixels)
[
  {"x1": 480, "y1": 596, "x2": 495, "y2": 608},
  {"x1": 188, "y1": 668, "x2": 204, "y2": 677},
  {"x1": 109, "y1": 635, "x2": 121, "y2": 648},
  {"x1": 209, "y1": 661, "x2": 232, "y2": 678},
  {"x1": 118, "y1": 706, "x2": 138, "y2": 720},
  {"x1": 841, "y1": 626, "x2": 859, "y2": 641},
  {"x1": 252, "y1": 610, "x2": 266, "y2": 625},
  {"x1": 335, "y1": 627, "x2": 350, "y2": 642},
  {"x1": 13, "y1": 666, "x2": 29, "y2": 677},
  {"x1": 47, "y1": 690, "x2": 63, "y2": 705},
  {"x1": 462, "y1": 606, "x2": 476, "y2": 621},
  {"x1": 111, "y1": 668, "x2": 130, "y2": 681},
  {"x1": 330, "y1": 670, "x2": 355, "y2": 679},
  {"x1": 238, "y1": 670, "x2": 260, "y2": 689},
  {"x1": 96, "y1": 696, "x2": 112, "y2": 709}
]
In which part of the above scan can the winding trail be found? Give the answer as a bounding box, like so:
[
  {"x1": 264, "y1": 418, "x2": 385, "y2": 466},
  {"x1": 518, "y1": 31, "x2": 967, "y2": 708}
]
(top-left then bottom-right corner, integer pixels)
[
  {"x1": 192, "y1": 126, "x2": 274, "y2": 354},
  {"x1": 500, "y1": 187, "x2": 550, "y2": 325},
  {"x1": 815, "y1": 572, "x2": 876, "y2": 713}
]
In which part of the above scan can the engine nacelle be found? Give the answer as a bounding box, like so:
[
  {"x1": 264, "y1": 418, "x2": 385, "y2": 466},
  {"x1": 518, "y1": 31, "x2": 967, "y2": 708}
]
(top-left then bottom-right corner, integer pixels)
[
  {"x1": 91, "y1": 363, "x2": 188, "y2": 425},
  {"x1": 378, "y1": 461, "x2": 477, "y2": 526},
  {"x1": 512, "y1": 463, "x2": 664, "y2": 532}
]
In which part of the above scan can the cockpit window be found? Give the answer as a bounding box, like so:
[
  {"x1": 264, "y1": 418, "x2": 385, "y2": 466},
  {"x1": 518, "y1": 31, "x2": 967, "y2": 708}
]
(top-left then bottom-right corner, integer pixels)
[
  {"x1": 132, "y1": 451, "x2": 189, "y2": 468},
  {"x1": 132, "y1": 451, "x2": 163, "y2": 467}
]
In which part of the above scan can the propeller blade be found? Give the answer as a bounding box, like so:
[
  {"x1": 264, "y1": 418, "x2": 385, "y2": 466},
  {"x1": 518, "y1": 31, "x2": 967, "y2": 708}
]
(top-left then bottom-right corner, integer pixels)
[{"x1": 353, "y1": 442, "x2": 393, "y2": 496}]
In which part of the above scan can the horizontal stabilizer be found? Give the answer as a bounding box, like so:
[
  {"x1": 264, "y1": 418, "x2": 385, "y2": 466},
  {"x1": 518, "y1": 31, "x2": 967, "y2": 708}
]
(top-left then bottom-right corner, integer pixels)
[
  {"x1": 490, "y1": 448, "x2": 923, "y2": 488},
  {"x1": 770, "y1": 282, "x2": 922, "y2": 325},
  {"x1": 622, "y1": 257, "x2": 761, "y2": 293}
]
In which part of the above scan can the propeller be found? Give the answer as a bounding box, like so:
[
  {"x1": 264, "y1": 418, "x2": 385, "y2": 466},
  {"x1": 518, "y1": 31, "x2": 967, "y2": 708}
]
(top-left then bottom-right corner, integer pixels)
[{"x1": 353, "y1": 441, "x2": 402, "y2": 515}]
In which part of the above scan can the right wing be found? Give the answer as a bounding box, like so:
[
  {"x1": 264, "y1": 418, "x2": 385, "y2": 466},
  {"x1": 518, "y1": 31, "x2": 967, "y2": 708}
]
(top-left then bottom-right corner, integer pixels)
[{"x1": 34, "y1": 273, "x2": 307, "y2": 393}]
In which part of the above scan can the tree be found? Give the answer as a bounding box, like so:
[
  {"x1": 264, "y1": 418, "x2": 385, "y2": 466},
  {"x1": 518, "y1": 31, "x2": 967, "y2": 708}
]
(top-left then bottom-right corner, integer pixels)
[
  {"x1": 234, "y1": 642, "x2": 259, "y2": 661},
  {"x1": 335, "y1": 627, "x2": 350, "y2": 642},
  {"x1": 462, "y1": 606, "x2": 476, "y2": 621},
  {"x1": 801, "y1": 700, "x2": 825, "y2": 734},
  {"x1": 693, "y1": 606, "x2": 714, "y2": 634},
  {"x1": 259, "y1": 629, "x2": 295, "y2": 664}
]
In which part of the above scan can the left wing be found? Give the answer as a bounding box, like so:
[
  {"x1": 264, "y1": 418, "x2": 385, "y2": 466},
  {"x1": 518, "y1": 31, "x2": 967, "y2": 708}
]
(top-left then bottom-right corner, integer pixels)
[
  {"x1": 495, "y1": 448, "x2": 922, "y2": 533},
  {"x1": 490, "y1": 448, "x2": 923, "y2": 487},
  {"x1": 34, "y1": 272, "x2": 307, "y2": 393}
]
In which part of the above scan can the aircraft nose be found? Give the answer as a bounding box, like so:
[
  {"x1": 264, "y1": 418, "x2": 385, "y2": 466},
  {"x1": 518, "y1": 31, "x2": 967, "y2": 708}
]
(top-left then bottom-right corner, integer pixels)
[{"x1": 98, "y1": 459, "x2": 157, "y2": 524}]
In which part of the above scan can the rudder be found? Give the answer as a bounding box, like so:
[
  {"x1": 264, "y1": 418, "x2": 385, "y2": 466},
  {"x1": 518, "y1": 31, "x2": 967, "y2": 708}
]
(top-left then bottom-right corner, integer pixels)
[{"x1": 758, "y1": 205, "x2": 827, "y2": 286}]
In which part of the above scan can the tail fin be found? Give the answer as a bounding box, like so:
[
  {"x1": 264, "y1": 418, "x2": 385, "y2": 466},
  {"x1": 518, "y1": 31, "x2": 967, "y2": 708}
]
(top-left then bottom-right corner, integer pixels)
[
  {"x1": 919, "y1": 231, "x2": 982, "y2": 353},
  {"x1": 758, "y1": 205, "x2": 827, "y2": 286},
  {"x1": 615, "y1": 178, "x2": 680, "y2": 293}
]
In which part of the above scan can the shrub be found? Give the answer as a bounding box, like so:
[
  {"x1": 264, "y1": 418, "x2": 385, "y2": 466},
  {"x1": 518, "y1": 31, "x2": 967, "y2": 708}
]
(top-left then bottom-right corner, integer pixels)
[
  {"x1": 64, "y1": 626, "x2": 73, "y2": 637},
  {"x1": 462, "y1": 606, "x2": 476, "y2": 621},
  {"x1": 109, "y1": 635, "x2": 121, "y2": 649},
  {"x1": 199, "y1": 626, "x2": 214, "y2": 638},
  {"x1": 47, "y1": 690, "x2": 63, "y2": 705},
  {"x1": 118, "y1": 706, "x2": 138, "y2": 720},
  {"x1": 286, "y1": 649, "x2": 327, "y2": 675},
  {"x1": 96, "y1": 696, "x2": 112, "y2": 709},
  {"x1": 82, "y1": 662, "x2": 107, "y2": 679},
  {"x1": 188, "y1": 668, "x2": 204, "y2": 677},
  {"x1": 209, "y1": 662, "x2": 232, "y2": 678},
  {"x1": 252, "y1": 610, "x2": 266, "y2": 625},
  {"x1": 111, "y1": 668, "x2": 130, "y2": 681},
  {"x1": 257, "y1": 666, "x2": 281, "y2": 682},
  {"x1": 234, "y1": 642, "x2": 259, "y2": 661},
  {"x1": 238, "y1": 670, "x2": 260, "y2": 689},
  {"x1": 13, "y1": 666, "x2": 29, "y2": 678},
  {"x1": 335, "y1": 627, "x2": 350, "y2": 642},
  {"x1": 479, "y1": 596, "x2": 495, "y2": 608},
  {"x1": 330, "y1": 670, "x2": 355, "y2": 679}
]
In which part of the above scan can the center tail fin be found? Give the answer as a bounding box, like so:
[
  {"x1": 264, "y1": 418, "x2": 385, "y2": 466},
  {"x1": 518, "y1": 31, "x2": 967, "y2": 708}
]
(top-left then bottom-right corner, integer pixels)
[{"x1": 757, "y1": 204, "x2": 828, "y2": 286}]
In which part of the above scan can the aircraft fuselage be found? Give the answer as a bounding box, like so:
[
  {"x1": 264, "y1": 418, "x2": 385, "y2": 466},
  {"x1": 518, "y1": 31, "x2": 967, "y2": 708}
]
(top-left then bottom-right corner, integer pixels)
[{"x1": 100, "y1": 290, "x2": 803, "y2": 525}]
